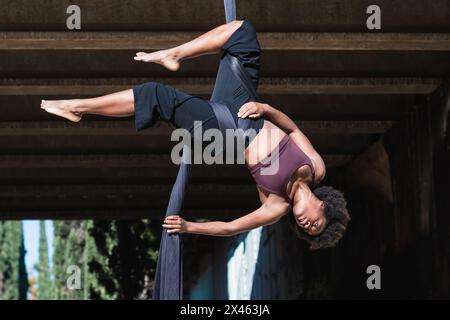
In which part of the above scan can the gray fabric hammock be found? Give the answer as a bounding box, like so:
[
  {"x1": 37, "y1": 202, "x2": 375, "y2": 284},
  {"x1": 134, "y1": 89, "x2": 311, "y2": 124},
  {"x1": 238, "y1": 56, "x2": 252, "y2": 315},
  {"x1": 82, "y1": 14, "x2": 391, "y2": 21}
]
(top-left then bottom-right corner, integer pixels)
[{"x1": 153, "y1": 0, "x2": 258, "y2": 300}]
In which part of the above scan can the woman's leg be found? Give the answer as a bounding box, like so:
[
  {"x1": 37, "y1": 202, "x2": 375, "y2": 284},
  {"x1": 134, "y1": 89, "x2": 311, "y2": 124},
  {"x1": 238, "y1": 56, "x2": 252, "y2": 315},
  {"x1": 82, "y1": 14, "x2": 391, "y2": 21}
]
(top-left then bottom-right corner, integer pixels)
[
  {"x1": 40, "y1": 89, "x2": 134, "y2": 122},
  {"x1": 134, "y1": 20, "x2": 244, "y2": 71},
  {"x1": 41, "y1": 21, "x2": 244, "y2": 122}
]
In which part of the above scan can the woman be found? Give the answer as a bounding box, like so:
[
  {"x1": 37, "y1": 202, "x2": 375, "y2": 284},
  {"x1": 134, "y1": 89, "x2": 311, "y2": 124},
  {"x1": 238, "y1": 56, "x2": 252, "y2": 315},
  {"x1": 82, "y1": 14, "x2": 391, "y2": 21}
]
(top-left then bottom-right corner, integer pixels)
[{"x1": 41, "y1": 19, "x2": 350, "y2": 250}]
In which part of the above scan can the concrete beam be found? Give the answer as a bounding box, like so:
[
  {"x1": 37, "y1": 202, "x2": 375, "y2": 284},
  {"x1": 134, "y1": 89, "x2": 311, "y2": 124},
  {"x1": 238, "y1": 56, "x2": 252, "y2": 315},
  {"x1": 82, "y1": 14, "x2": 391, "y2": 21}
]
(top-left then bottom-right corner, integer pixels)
[
  {"x1": 0, "y1": 154, "x2": 353, "y2": 185},
  {"x1": 0, "y1": 78, "x2": 441, "y2": 96},
  {"x1": 0, "y1": 94, "x2": 414, "y2": 121},
  {"x1": 0, "y1": 131, "x2": 373, "y2": 154},
  {"x1": 1, "y1": 0, "x2": 449, "y2": 32},
  {"x1": 1, "y1": 50, "x2": 449, "y2": 77},
  {"x1": 262, "y1": 94, "x2": 414, "y2": 121},
  {"x1": 0, "y1": 119, "x2": 381, "y2": 154},
  {"x1": 0, "y1": 119, "x2": 394, "y2": 134},
  {"x1": 0, "y1": 208, "x2": 247, "y2": 221},
  {"x1": 3, "y1": 32, "x2": 450, "y2": 51},
  {"x1": 295, "y1": 120, "x2": 394, "y2": 134},
  {"x1": 0, "y1": 183, "x2": 259, "y2": 208}
]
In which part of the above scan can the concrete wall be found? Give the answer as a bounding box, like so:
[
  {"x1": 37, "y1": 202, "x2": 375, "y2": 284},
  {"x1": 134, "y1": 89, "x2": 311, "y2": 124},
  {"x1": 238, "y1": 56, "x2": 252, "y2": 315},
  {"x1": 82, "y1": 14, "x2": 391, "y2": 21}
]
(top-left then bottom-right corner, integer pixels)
[
  {"x1": 186, "y1": 217, "x2": 304, "y2": 300},
  {"x1": 185, "y1": 80, "x2": 450, "y2": 299}
]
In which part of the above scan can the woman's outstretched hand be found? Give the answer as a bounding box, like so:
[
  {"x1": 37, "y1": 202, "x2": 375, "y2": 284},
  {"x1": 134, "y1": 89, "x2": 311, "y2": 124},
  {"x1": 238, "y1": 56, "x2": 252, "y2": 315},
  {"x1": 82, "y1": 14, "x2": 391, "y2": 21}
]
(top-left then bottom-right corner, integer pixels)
[
  {"x1": 237, "y1": 102, "x2": 267, "y2": 119},
  {"x1": 163, "y1": 215, "x2": 188, "y2": 234}
]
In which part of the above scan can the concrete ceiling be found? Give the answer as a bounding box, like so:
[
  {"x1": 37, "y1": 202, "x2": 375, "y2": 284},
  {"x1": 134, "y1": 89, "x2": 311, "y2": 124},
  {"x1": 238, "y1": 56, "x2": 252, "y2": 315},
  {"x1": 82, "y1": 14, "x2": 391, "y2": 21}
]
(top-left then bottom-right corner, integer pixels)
[{"x1": 0, "y1": 0, "x2": 449, "y2": 219}]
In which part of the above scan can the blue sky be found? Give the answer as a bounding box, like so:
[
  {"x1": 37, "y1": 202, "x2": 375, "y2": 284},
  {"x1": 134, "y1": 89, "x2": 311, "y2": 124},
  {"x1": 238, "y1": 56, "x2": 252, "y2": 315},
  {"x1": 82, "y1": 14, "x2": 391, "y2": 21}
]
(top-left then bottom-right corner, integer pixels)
[{"x1": 23, "y1": 220, "x2": 54, "y2": 278}]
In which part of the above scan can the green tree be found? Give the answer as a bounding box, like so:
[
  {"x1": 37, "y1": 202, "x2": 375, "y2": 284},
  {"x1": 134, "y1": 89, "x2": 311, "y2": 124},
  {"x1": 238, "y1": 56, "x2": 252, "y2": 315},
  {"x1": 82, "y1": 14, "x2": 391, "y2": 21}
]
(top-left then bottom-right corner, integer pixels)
[
  {"x1": 52, "y1": 219, "x2": 160, "y2": 300},
  {"x1": 0, "y1": 221, "x2": 29, "y2": 300},
  {"x1": 84, "y1": 220, "x2": 119, "y2": 300},
  {"x1": 52, "y1": 220, "x2": 65, "y2": 299},
  {"x1": 52, "y1": 221, "x2": 86, "y2": 299},
  {"x1": 36, "y1": 221, "x2": 52, "y2": 299}
]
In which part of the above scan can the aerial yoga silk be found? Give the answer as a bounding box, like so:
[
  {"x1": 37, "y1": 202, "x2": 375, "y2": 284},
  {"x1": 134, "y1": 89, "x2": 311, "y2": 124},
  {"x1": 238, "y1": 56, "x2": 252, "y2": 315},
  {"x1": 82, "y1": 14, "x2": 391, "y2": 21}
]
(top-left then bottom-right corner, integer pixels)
[{"x1": 153, "y1": 0, "x2": 258, "y2": 300}]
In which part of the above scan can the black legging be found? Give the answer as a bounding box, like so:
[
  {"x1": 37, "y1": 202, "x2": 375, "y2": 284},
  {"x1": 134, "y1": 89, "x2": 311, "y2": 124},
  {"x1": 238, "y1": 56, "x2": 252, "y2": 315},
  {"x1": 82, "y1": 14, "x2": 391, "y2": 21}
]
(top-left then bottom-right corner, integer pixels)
[{"x1": 132, "y1": 19, "x2": 264, "y2": 143}]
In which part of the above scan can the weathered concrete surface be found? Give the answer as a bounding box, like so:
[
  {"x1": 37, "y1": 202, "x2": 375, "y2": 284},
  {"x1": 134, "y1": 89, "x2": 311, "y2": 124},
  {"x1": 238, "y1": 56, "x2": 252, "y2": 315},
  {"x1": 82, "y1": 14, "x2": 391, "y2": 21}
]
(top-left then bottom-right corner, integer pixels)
[
  {"x1": 0, "y1": 94, "x2": 414, "y2": 121},
  {"x1": 0, "y1": 153, "x2": 350, "y2": 185},
  {"x1": 3, "y1": 32, "x2": 450, "y2": 50},
  {"x1": 1, "y1": 0, "x2": 449, "y2": 31},
  {"x1": 0, "y1": 0, "x2": 448, "y2": 221},
  {"x1": 0, "y1": 128, "x2": 376, "y2": 154},
  {"x1": 0, "y1": 78, "x2": 440, "y2": 97},
  {"x1": 1, "y1": 50, "x2": 449, "y2": 77}
]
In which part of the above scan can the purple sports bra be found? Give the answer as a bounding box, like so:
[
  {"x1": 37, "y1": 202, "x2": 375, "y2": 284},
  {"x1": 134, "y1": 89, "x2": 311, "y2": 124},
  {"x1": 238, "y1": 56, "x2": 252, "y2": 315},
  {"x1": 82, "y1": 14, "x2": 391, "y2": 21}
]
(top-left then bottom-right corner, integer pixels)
[{"x1": 249, "y1": 135, "x2": 315, "y2": 201}]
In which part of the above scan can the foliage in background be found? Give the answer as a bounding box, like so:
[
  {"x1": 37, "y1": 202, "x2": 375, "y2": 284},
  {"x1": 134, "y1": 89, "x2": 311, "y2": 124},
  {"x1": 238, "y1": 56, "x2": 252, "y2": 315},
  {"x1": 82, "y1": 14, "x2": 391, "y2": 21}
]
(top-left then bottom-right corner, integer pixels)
[
  {"x1": 0, "y1": 219, "x2": 160, "y2": 300},
  {"x1": 0, "y1": 221, "x2": 29, "y2": 300},
  {"x1": 52, "y1": 221, "x2": 86, "y2": 299},
  {"x1": 36, "y1": 221, "x2": 52, "y2": 299},
  {"x1": 52, "y1": 220, "x2": 159, "y2": 300}
]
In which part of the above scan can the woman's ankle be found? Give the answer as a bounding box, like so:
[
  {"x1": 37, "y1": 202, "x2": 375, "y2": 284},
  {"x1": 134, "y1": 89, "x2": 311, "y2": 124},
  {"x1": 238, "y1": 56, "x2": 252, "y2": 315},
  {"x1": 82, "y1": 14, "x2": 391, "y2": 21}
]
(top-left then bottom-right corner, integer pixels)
[
  {"x1": 167, "y1": 47, "x2": 182, "y2": 63},
  {"x1": 70, "y1": 99, "x2": 87, "y2": 114}
]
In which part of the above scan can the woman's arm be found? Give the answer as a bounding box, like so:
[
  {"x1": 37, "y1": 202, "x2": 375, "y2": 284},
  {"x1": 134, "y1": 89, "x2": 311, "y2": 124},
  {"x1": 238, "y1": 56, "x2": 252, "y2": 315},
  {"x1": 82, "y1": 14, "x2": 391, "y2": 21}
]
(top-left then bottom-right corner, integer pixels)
[
  {"x1": 163, "y1": 200, "x2": 290, "y2": 237},
  {"x1": 238, "y1": 102, "x2": 317, "y2": 155},
  {"x1": 238, "y1": 102, "x2": 326, "y2": 183},
  {"x1": 238, "y1": 102, "x2": 298, "y2": 135}
]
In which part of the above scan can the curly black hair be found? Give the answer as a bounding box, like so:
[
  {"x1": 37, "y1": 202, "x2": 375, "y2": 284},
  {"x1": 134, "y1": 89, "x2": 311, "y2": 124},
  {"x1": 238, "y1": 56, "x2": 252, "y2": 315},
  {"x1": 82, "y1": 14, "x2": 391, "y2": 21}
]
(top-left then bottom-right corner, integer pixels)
[{"x1": 292, "y1": 186, "x2": 350, "y2": 250}]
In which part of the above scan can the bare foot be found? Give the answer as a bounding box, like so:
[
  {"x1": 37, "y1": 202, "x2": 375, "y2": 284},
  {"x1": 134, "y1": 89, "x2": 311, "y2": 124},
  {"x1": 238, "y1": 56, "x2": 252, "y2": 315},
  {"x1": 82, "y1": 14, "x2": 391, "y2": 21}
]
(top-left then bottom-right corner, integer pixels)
[
  {"x1": 40, "y1": 99, "x2": 83, "y2": 122},
  {"x1": 134, "y1": 50, "x2": 180, "y2": 71}
]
